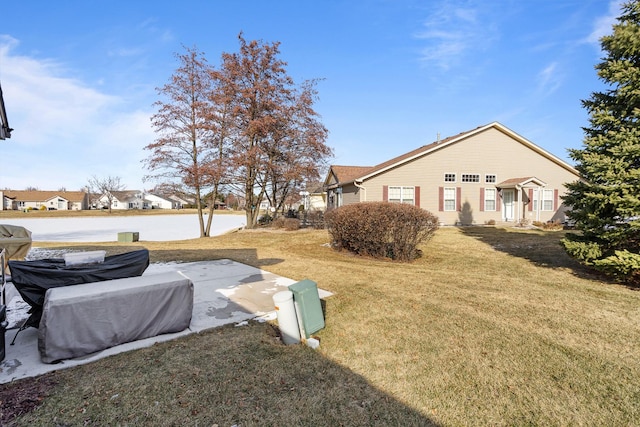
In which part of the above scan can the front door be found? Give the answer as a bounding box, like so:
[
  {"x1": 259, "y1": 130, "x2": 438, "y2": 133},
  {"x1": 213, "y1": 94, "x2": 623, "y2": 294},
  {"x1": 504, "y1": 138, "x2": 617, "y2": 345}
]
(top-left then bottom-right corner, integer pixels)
[{"x1": 503, "y1": 189, "x2": 515, "y2": 221}]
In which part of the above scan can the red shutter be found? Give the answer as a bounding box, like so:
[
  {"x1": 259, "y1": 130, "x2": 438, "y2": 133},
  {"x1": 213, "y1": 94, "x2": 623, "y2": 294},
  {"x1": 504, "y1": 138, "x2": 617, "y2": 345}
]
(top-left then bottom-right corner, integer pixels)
[
  {"x1": 554, "y1": 189, "x2": 559, "y2": 211},
  {"x1": 438, "y1": 187, "x2": 444, "y2": 211},
  {"x1": 479, "y1": 188, "x2": 485, "y2": 212},
  {"x1": 456, "y1": 187, "x2": 462, "y2": 211},
  {"x1": 415, "y1": 186, "x2": 420, "y2": 207},
  {"x1": 497, "y1": 190, "x2": 501, "y2": 211},
  {"x1": 528, "y1": 189, "x2": 533, "y2": 212},
  {"x1": 383, "y1": 185, "x2": 388, "y2": 202}
]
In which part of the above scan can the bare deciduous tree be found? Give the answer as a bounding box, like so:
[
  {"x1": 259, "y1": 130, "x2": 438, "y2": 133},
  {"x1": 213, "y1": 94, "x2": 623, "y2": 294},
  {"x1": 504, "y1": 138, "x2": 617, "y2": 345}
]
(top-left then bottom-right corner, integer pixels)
[
  {"x1": 88, "y1": 175, "x2": 124, "y2": 213},
  {"x1": 145, "y1": 47, "x2": 230, "y2": 237}
]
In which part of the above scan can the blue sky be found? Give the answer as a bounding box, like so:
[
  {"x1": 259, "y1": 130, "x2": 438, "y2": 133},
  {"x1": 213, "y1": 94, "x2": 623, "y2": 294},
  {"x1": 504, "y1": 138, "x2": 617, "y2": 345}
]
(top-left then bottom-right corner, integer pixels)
[{"x1": 0, "y1": 0, "x2": 622, "y2": 191}]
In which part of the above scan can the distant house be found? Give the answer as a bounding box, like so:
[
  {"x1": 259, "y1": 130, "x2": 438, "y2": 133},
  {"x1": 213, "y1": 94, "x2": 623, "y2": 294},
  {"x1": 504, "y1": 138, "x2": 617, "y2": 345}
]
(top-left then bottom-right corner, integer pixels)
[
  {"x1": 97, "y1": 190, "x2": 144, "y2": 210},
  {"x1": 144, "y1": 193, "x2": 174, "y2": 209},
  {"x1": 324, "y1": 122, "x2": 581, "y2": 225},
  {"x1": 304, "y1": 183, "x2": 327, "y2": 211},
  {"x1": 167, "y1": 194, "x2": 196, "y2": 209},
  {"x1": 0, "y1": 190, "x2": 89, "y2": 211}
]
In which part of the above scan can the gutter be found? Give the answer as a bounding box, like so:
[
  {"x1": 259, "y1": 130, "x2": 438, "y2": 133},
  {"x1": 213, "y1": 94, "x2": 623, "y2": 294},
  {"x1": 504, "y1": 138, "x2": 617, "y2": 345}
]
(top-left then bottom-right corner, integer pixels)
[{"x1": 353, "y1": 180, "x2": 366, "y2": 201}]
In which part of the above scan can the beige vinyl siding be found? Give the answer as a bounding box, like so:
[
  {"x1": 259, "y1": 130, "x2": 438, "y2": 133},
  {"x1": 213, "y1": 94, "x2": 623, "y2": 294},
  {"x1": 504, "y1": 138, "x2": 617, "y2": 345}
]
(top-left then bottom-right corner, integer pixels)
[
  {"x1": 363, "y1": 127, "x2": 580, "y2": 225},
  {"x1": 341, "y1": 183, "x2": 362, "y2": 206}
]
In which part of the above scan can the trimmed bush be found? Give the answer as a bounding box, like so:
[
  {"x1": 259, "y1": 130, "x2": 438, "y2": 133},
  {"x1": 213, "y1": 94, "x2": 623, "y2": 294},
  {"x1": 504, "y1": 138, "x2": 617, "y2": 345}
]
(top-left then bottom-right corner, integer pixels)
[
  {"x1": 283, "y1": 218, "x2": 300, "y2": 231},
  {"x1": 324, "y1": 202, "x2": 439, "y2": 262}
]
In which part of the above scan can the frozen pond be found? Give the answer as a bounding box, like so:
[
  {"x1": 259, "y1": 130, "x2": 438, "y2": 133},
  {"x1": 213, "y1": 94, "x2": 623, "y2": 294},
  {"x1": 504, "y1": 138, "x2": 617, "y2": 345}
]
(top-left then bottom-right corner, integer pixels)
[{"x1": 2, "y1": 214, "x2": 246, "y2": 242}]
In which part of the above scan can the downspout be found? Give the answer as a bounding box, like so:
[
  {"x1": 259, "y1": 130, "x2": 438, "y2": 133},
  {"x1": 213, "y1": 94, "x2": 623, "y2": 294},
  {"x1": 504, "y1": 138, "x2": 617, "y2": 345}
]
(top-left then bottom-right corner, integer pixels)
[
  {"x1": 354, "y1": 180, "x2": 366, "y2": 202},
  {"x1": 516, "y1": 184, "x2": 522, "y2": 223}
]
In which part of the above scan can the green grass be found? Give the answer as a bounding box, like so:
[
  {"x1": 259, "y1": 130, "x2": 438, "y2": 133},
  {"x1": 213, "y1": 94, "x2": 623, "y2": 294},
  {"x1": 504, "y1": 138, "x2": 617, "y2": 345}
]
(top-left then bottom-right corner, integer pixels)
[{"x1": 3, "y1": 226, "x2": 640, "y2": 426}]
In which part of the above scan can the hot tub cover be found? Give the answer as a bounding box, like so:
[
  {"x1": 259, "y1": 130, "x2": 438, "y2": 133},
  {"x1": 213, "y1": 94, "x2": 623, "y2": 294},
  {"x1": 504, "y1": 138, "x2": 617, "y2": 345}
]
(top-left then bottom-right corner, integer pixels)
[{"x1": 8, "y1": 249, "x2": 149, "y2": 327}]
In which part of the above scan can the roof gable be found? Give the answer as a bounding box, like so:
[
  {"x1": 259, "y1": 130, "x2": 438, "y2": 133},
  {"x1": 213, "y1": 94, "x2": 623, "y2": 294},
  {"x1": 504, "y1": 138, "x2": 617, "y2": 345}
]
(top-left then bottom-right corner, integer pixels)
[
  {"x1": 325, "y1": 165, "x2": 373, "y2": 187},
  {"x1": 355, "y1": 122, "x2": 578, "y2": 182}
]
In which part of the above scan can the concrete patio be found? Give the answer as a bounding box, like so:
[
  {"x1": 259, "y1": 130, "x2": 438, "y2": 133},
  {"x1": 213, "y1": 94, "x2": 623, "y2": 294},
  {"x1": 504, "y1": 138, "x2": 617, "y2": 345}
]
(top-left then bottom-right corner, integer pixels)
[{"x1": 1, "y1": 259, "x2": 330, "y2": 384}]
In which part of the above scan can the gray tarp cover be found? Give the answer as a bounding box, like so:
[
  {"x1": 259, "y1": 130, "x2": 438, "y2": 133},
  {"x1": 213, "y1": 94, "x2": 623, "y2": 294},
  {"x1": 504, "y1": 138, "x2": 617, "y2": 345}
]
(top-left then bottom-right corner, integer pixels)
[{"x1": 38, "y1": 271, "x2": 193, "y2": 363}]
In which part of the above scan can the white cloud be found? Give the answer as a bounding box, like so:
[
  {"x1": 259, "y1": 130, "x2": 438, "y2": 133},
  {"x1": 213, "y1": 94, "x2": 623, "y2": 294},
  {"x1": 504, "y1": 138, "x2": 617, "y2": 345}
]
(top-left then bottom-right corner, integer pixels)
[
  {"x1": 0, "y1": 36, "x2": 154, "y2": 190},
  {"x1": 586, "y1": 0, "x2": 624, "y2": 46},
  {"x1": 536, "y1": 62, "x2": 562, "y2": 97},
  {"x1": 414, "y1": 1, "x2": 497, "y2": 70}
]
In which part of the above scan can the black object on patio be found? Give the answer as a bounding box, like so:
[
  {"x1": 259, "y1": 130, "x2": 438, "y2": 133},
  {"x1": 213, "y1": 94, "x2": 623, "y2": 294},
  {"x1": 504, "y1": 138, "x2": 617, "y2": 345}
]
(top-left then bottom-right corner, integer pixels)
[{"x1": 8, "y1": 249, "x2": 149, "y2": 329}]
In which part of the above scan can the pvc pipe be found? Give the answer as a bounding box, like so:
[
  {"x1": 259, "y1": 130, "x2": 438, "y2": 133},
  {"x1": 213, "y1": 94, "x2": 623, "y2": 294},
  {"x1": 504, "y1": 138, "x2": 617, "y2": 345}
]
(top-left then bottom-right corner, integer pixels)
[{"x1": 272, "y1": 290, "x2": 300, "y2": 345}]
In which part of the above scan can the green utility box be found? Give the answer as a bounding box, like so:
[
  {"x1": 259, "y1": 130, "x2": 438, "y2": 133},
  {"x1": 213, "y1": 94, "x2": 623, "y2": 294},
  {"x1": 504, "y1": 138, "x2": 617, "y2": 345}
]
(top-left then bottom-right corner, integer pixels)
[
  {"x1": 288, "y1": 279, "x2": 325, "y2": 338},
  {"x1": 117, "y1": 232, "x2": 139, "y2": 242}
]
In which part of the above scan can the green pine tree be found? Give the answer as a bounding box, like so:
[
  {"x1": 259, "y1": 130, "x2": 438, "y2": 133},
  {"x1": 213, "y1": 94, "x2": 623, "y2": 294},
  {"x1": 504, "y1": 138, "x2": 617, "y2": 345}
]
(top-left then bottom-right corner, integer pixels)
[{"x1": 562, "y1": 0, "x2": 640, "y2": 284}]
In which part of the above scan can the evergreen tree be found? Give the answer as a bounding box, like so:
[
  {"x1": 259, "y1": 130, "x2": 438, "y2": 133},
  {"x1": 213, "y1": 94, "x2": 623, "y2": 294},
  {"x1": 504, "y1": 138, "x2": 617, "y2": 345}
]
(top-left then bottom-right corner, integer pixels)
[{"x1": 562, "y1": 1, "x2": 640, "y2": 284}]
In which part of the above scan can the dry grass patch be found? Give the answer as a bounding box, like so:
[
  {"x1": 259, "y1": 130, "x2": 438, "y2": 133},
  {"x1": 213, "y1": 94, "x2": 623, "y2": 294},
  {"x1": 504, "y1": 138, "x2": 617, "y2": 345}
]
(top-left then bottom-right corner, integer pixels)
[{"x1": 5, "y1": 226, "x2": 640, "y2": 425}]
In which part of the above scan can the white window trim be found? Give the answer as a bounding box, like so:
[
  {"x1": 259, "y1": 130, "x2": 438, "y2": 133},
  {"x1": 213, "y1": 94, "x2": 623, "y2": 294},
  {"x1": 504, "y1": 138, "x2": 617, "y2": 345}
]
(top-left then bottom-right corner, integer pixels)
[
  {"x1": 444, "y1": 187, "x2": 456, "y2": 212},
  {"x1": 444, "y1": 173, "x2": 456, "y2": 183},
  {"x1": 533, "y1": 188, "x2": 554, "y2": 211},
  {"x1": 461, "y1": 173, "x2": 480, "y2": 183},
  {"x1": 484, "y1": 188, "x2": 497, "y2": 211},
  {"x1": 388, "y1": 186, "x2": 415, "y2": 205}
]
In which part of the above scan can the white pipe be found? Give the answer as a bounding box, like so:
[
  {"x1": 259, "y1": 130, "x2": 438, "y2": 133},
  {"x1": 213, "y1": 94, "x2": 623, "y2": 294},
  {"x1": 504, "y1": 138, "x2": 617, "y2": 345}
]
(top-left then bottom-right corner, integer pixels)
[{"x1": 272, "y1": 290, "x2": 300, "y2": 345}]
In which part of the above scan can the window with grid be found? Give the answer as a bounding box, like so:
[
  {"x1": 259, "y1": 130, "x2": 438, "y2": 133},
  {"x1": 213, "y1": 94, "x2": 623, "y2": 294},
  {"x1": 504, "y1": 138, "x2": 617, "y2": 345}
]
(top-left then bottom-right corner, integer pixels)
[
  {"x1": 533, "y1": 189, "x2": 554, "y2": 211},
  {"x1": 444, "y1": 187, "x2": 456, "y2": 211},
  {"x1": 461, "y1": 174, "x2": 480, "y2": 183},
  {"x1": 444, "y1": 173, "x2": 456, "y2": 183},
  {"x1": 484, "y1": 188, "x2": 496, "y2": 211},
  {"x1": 485, "y1": 174, "x2": 496, "y2": 183},
  {"x1": 389, "y1": 186, "x2": 415, "y2": 204}
]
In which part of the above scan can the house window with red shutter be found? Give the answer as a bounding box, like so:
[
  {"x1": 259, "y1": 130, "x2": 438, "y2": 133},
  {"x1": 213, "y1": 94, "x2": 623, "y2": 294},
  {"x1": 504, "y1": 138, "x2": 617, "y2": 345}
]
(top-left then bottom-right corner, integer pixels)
[
  {"x1": 443, "y1": 187, "x2": 456, "y2": 211},
  {"x1": 484, "y1": 188, "x2": 496, "y2": 211},
  {"x1": 388, "y1": 186, "x2": 415, "y2": 205}
]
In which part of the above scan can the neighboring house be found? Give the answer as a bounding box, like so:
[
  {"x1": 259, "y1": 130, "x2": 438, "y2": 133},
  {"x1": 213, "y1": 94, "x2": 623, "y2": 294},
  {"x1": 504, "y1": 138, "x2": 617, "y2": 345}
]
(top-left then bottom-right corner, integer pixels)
[
  {"x1": 167, "y1": 194, "x2": 195, "y2": 209},
  {"x1": 0, "y1": 190, "x2": 89, "y2": 211},
  {"x1": 97, "y1": 190, "x2": 144, "y2": 210},
  {"x1": 144, "y1": 193, "x2": 174, "y2": 209},
  {"x1": 306, "y1": 183, "x2": 327, "y2": 211},
  {"x1": 324, "y1": 122, "x2": 582, "y2": 225}
]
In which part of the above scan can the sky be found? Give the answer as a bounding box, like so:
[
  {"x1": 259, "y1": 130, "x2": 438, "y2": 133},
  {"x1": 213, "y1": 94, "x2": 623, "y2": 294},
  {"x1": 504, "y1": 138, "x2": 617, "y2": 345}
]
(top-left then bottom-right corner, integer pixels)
[{"x1": 0, "y1": 0, "x2": 623, "y2": 191}]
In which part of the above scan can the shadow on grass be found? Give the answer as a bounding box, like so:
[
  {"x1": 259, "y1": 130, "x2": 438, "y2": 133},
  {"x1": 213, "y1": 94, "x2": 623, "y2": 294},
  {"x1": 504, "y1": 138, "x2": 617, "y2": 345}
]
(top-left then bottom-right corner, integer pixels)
[
  {"x1": 2, "y1": 322, "x2": 441, "y2": 426},
  {"x1": 459, "y1": 226, "x2": 611, "y2": 282}
]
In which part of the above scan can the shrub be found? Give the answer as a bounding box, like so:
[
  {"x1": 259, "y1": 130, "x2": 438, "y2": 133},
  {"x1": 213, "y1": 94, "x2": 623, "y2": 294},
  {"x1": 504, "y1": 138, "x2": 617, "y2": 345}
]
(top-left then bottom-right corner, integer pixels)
[
  {"x1": 324, "y1": 202, "x2": 439, "y2": 262},
  {"x1": 258, "y1": 213, "x2": 273, "y2": 226},
  {"x1": 533, "y1": 220, "x2": 564, "y2": 231},
  {"x1": 283, "y1": 218, "x2": 300, "y2": 231},
  {"x1": 271, "y1": 217, "x2": 286, "y2": 228}
]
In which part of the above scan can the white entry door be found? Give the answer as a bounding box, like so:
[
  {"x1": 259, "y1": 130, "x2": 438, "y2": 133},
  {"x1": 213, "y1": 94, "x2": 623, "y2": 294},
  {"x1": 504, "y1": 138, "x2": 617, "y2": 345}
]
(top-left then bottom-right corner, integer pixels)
[{"x1": 503, "y1": 189, "x2": 515, "y2": 221}]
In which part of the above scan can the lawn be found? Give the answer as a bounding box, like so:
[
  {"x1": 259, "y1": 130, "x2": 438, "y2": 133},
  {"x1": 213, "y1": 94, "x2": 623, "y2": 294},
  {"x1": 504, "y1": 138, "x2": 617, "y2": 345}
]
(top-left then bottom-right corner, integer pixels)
[{"x1": 2, "y1": 226, "x2": 640, "y2": 426}]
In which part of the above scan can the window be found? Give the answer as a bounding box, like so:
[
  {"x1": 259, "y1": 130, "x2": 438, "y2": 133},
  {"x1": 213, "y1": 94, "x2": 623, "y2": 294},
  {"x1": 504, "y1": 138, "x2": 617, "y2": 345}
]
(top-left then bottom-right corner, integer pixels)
[
  {"x1": 485, "y1": 174, "x2": 496, "y2": 183},
  {"x1": 461, "y1": 174, "x2": 480, "y2": 183},
  {"x1": 444, "y1": 173, "x2": 456, "y2": 182},
  {"x1": 542, "y1": 189, "x2": 554, "y2": 211},
  {"x1": 484, "y1": 188, "x2": 496, "y2": 211},
  {"x1": 532, "y1": 189, "x2": 554, "y2": 211},
  {"x1": 389, "y1": 186, "x2": 415, "y2": 204},
  {"x1": 444, "y1": 187, "x2": 456, "y2": 211}
]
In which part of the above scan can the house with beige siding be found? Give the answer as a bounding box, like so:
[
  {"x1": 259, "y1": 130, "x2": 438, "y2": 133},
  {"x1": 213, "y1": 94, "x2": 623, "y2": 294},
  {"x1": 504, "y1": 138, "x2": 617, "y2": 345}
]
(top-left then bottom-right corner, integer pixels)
[
  {"x1": 0, "y1": 190, "x2": 89, "y2": 211},
  {"x1": 324, "y1": 122, "x2": 581, "y2": 226}
]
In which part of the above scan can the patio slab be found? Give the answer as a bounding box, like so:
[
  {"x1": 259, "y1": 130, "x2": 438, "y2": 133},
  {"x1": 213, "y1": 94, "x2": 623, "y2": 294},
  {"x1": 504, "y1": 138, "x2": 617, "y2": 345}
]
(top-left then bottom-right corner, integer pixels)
[{"x1": 1, "y1": 259, "x2": 330, "y2": 384}]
